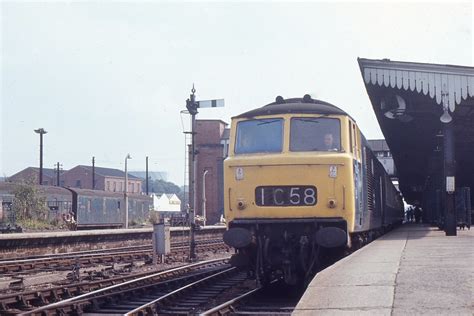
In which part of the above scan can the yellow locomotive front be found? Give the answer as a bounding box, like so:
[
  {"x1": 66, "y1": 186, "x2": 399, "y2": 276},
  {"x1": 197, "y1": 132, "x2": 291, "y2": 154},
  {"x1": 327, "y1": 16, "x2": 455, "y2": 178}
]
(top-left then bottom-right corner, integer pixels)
[{"x1": 223, "y1": 96, "x2": 359, "y2": 285}]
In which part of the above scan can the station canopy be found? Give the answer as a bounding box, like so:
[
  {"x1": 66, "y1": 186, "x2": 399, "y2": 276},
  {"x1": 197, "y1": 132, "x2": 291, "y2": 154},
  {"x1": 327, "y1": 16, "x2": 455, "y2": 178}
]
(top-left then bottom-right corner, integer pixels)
[{"x1": 358, "y1": 58, "x2": 474, "y2": 204}]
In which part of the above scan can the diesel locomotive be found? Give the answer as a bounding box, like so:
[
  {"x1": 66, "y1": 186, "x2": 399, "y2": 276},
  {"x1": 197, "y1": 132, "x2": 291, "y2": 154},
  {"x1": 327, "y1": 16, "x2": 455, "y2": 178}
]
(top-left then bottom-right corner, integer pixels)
[{"x1": 223, "y1": 95, "x2": 404, "y2": 285}]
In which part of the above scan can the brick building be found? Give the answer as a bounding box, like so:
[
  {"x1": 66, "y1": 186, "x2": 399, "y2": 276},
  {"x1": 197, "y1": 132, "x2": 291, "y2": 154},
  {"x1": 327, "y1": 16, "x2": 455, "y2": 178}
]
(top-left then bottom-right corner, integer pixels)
[
  {"x1": 62, "y1": 165, "x2": 142, "y2": 193},
  {"x1": 368, "y1": 139, "x2": 396, "y2": 177},
  {"x1": 8, "y1": 167, "x2": 62, "y2": 186},
  {"x1": 191, "y1": 120, "x2": 229, "y2": 225}
]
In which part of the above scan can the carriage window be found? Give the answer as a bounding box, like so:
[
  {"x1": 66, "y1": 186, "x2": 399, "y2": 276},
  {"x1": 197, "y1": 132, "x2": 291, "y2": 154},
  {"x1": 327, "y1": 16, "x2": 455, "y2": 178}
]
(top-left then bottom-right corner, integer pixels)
[
  {"x1": 235, "y1": 118, "x2": 283, "y2": 154},
  {"x1": 290, "y1": 117, "x2": 341, "y2": 152}
]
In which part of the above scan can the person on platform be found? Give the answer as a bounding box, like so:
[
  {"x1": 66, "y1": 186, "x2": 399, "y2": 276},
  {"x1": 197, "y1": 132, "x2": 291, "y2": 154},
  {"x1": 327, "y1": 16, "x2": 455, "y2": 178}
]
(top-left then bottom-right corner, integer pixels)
[
  {"x1": 414, "y1": 206, "x2": 422, "y2": 223},
  {"x1": 407, "y1": 206, "x2": 414, "y2": 222}
]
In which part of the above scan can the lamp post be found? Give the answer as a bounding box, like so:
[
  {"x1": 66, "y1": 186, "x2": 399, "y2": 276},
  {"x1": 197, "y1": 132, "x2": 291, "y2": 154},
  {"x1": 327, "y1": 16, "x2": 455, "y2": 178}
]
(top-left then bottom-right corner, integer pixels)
[
  {"x1": 202, "y1": 169, "x2": 209, "y2": 226},
  {"x1": 124, "y1": 153, "x2": 132, "y2": 229},
  {"x1": 440, "y1": 91, "x2": 456, "y2": 236},
  {"x1": 34, "y1": 128, "x2": 47, "y2": 185}
]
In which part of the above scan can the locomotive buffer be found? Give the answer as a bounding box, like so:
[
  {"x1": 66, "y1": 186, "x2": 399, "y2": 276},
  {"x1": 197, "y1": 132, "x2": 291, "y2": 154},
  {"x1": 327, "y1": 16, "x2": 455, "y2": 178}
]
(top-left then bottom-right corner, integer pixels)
[{"x1": 185, "y1": 86, "x2": 224, "y2": 261}]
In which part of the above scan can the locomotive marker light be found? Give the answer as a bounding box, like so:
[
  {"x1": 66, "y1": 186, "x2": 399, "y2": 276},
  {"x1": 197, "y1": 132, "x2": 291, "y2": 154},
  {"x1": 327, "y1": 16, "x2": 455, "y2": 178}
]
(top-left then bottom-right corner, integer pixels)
[
  {"x1": 235, "y1": 167, "x2": 244, "y2": 180},
  {"x1": 184, "y1": 85, "x2": 224, "y2": 260},
  {"x1": 329, "y1": 165, "x2": 337, "y2": 178}
]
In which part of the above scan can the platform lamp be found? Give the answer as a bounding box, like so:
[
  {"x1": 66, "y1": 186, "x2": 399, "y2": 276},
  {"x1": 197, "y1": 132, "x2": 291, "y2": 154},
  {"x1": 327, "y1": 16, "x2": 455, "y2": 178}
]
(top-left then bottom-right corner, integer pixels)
[
  {"x1": 34, "y1": 128, "x2": 47, "y2": 185},
  {"x1": 124, "y1": 153, "x2": 132, "y2": 229}
]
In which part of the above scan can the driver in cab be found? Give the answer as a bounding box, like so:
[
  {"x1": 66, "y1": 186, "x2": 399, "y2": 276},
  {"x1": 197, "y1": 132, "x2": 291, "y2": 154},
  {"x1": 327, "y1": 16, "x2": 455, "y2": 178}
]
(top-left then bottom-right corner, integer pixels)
[{"x1": 323, "y1": 133, "x2": 338, "y2": 151}]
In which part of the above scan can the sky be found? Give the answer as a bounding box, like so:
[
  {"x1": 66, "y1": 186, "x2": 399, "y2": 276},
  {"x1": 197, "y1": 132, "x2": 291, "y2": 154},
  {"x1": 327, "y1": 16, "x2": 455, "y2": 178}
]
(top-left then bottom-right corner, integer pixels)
[{"x1": 1, "y1": 1, "x2": 472, "y2": 185}]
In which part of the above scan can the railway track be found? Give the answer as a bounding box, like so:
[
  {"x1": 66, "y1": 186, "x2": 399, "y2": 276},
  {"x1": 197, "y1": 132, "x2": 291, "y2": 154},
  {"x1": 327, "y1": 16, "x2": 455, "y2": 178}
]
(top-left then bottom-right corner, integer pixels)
[
  {"x1": 0, "y1": 238, "x2": 227, "y2": 276},
  {"x1": 201, "y1": 280, "x2": 300, "y2": 316},
  {"x1": 10, "y1": 258, "x2": 233, "y2": 315},
  {"x1": 125, "y1": 269, "x2": 252, "y2": 315}
]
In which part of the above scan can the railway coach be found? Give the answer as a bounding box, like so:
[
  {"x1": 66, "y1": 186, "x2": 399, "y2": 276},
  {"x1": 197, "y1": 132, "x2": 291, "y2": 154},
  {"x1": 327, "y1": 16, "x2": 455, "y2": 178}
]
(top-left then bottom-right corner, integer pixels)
[
  {"x1": 0, "y1": 182, "x2": 151, "y2": 230},
  {"x1": 223, "y1": 95, "x2": 404, "y2": 285}
]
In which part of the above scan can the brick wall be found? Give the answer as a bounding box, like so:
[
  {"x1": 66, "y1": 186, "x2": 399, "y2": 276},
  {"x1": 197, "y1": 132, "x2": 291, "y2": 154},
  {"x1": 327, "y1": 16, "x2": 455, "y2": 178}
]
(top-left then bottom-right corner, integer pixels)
[
  {"x1": 192, "y1": 120, "x2": 227, "y2": 225},
  {"x1": 62, "y1": 166, "x2": 142, "y2": 193},
  {"x1": 196, "y1": 145, "x2": 225, "y2": 224},
  {"x1": 196, "y1": 120, "x2": 227, "y2": 146},
  {"x1": 62, "y1": 166, "x2": 104, "y2": 190},
  {"x1": 104, "y1": 178, "x2": 142, "y2": 193}
]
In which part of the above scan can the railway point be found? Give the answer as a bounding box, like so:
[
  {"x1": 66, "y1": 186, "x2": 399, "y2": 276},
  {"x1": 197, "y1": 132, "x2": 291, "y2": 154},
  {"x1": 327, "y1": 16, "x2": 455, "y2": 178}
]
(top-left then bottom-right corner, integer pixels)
[{"x1": 294, "y1": 224, "x2": 473, "y2": 315}]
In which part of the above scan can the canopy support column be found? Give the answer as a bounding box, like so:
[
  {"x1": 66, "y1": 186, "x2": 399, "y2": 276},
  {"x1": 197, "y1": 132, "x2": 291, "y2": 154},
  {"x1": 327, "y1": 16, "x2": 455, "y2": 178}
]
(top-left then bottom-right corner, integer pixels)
[{"x1": 443, "y1": 121, "x2": 456, "y2": 236}]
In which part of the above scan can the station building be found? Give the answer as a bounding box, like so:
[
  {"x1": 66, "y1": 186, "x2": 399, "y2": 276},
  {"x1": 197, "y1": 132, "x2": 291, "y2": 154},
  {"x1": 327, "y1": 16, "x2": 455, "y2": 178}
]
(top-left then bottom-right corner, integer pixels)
[
  {"x1": 8, "y1": 167, "x2": 60, "y2": 186},
  {"x1": 368, "y1": 139, "x2": 396, "y2": 177},
  {"x1": 8, "y1": 165, "x2": 143, "y2": 194},
  {"x1": 62, "y1": 165, "x2": 143, "y2": 193}
]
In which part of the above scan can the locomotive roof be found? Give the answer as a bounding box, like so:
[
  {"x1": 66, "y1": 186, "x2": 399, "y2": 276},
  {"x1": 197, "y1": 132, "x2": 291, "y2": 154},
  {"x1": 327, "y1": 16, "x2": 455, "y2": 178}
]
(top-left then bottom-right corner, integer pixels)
[{"x1": 234, "y1": 96, "x2": 352, "y2": 119}]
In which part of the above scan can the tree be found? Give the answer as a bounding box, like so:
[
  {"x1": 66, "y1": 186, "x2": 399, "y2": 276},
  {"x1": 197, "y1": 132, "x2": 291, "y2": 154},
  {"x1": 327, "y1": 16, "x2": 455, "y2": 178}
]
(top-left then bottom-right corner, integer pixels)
[
  {"x1": 146, "y1": 179, "x2": 181, "y2": 195},
  {"x1": 12, "y1": 181, "x2": 48, "y2": 221}
]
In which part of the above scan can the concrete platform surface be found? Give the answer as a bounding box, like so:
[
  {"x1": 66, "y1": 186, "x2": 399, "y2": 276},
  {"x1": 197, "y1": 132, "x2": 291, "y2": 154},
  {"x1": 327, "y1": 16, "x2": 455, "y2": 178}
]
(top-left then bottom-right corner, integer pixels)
[{"x1": 293, "y1": 224, "x2": 473, "y2": 315}]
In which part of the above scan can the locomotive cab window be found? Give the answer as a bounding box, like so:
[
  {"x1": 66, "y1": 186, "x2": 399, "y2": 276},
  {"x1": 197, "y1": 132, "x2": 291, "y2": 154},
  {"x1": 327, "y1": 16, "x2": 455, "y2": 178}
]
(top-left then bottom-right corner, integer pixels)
[
  {"x1": 290, "y1": 117, "x2": 341, "y2": 152},
  {"x1": 235, "y1": 118, "x2": 283, "y2": 154}
]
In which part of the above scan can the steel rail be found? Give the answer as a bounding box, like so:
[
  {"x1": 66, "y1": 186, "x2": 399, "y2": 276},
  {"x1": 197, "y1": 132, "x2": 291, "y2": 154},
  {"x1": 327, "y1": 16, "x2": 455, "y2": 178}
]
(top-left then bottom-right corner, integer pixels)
[
  {"x1": 0, "y1": 238, "x2": 223, "y2": 263},
  {"x1": 19, "y1": 257, "x2": 230, "y2": 316},
  {"x1": 199, "y1": 286, "x2": 263, "y2": 316},
  {"x1": 0, "y1": 246, "x2": 228, "y2": 313},
  {"x1": 126, "y1": 267, "x2": 237, "y2": 315},
  {"x1": 0, "y1": 239, "x2": 227, "y2": 275},
  {"x1": 0, "y1": 245, "x2": 151, "y2": 263},
  {"x1": 199, "y1": 279, "x2": 281, "y2": 316}
]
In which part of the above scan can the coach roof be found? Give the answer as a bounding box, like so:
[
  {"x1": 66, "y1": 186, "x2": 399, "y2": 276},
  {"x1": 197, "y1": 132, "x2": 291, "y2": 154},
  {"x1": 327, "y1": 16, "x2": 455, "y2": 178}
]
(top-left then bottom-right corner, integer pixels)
[{"x1": 234, "y1": 96, "x2": 352, "y2": 119}]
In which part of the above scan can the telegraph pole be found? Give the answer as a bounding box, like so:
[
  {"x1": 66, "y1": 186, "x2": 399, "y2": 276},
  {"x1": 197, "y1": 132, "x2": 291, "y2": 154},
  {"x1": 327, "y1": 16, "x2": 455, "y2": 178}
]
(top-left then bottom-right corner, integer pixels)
[
  {"x1": 92, "y1": 156, "x2": 96, "y2": 189},
  {"x1": 146, "y1": 156, "x2": 149, "y2": 195},
  {"x1": 55, "y1": 162, "x2": 62, "y2": 186}
]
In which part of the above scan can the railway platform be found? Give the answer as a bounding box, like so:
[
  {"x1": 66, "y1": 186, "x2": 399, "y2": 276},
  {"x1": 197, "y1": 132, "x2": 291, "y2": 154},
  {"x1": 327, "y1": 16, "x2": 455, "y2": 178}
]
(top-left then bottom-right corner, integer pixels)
[
  {"x1": 293, "y1": 224, "x2": 473, "y2": 315},
  {"x1": 0, "y1": 225, "x2": 225, "y2": 258}
]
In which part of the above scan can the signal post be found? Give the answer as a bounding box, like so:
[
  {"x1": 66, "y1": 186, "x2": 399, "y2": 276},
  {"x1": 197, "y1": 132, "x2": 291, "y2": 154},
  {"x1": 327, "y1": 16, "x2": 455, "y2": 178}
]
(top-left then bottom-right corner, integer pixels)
[{"x1": 184, "y1": 86, "x2": 224, "y2": 261}]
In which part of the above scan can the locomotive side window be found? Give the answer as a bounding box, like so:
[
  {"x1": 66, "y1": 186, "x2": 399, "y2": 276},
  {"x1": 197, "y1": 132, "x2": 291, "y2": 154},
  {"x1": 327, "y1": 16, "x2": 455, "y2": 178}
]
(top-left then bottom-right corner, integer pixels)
[
  {"x1": 235, "y1": 118, "x2": 283, "y2": 154},
  {"x1": 349, "y1": 121, "x2": 353, "y2": 153},
  {"x1": 290, "y1": 117, "x2": 341, "y2": 152},
  {"x1": 352, "y1": 123, "x2": 358, "y2": 158}
]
